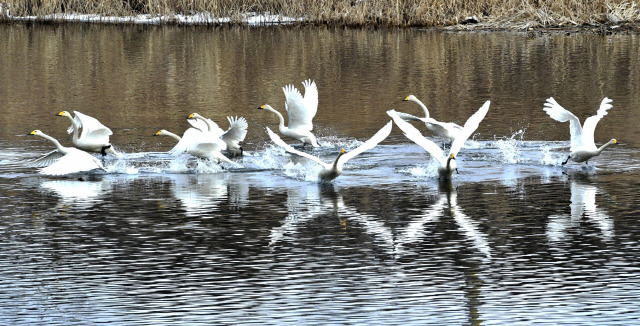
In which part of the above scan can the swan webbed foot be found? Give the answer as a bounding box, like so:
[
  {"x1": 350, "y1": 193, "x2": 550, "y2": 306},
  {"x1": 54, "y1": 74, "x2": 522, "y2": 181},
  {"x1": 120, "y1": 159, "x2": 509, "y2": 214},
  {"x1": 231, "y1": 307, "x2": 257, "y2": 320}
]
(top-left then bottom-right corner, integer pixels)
[
  {"x1": 561, "y1": 155, "x2": 570, "y2": 165},
  {"x1": 455, "y1": 168, "x2": 459, "y2": 174}
]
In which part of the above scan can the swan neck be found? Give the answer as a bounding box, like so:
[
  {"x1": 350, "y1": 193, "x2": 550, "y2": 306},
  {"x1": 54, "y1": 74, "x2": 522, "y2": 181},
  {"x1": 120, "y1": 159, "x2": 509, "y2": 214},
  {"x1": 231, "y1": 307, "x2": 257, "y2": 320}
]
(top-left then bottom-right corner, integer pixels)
[
  {"x1": 165, "y1": 131, "x2": 181, "y2": 141},
  {"x1": 66, "y1": 114, "x2": 79, "y2": 142},
  {"x1": 597, "y1": 140, "x2": 614, "y2": 154},
  {"x1": 413, "y1": 98, "x2": 429, "y2": 119},
  {"x1": 268, "y1": 107, "x2": 286, "y2": 130},
  {"x1": 195, "y1": 116, "x2": 214, "y2": 132},
  {"x1": 39, "y1": 133, "x2": 65, "y2": 152}
]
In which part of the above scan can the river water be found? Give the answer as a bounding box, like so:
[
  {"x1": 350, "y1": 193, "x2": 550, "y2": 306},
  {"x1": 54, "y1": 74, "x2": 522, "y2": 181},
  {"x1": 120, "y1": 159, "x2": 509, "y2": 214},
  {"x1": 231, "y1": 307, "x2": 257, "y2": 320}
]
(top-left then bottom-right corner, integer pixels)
[{"x1": 1, "y1": 24, "x2": 640, "y2": 325}]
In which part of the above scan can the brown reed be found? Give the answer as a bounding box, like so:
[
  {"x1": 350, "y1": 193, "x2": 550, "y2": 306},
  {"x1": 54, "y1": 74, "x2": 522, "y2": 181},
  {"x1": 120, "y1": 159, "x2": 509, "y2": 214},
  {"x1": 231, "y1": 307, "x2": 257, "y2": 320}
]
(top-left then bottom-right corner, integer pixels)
[{"x1": 1, "y1": 0, "x2": 639, "y2": 29}]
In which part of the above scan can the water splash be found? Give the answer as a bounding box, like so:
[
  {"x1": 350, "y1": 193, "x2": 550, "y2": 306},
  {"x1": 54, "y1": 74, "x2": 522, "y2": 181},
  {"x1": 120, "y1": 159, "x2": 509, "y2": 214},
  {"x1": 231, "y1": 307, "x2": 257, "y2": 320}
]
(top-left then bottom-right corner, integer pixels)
[{"x1": 494, "y1": 129, "x2": 526, "y2": 164}]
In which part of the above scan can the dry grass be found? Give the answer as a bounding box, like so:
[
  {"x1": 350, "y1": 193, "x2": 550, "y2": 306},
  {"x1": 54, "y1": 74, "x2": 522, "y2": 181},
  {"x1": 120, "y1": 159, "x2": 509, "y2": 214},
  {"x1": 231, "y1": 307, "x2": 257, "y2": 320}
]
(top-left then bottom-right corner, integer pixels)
[{"x1": 1, "y1": 0, "x2": 640, "y2": 28}]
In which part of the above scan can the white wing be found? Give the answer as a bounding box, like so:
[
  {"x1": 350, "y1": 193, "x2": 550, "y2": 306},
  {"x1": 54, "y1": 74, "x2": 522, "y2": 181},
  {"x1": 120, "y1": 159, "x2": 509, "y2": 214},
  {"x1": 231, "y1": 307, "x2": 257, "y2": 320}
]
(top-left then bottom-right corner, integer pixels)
[
  {"x1": 581, "y1": 97, "x2": 613, "y2": 150},
  {"x1": 168, "y1": 128, "x2": 202, "y2": 155},
  {"x1": 449, "y1": 101, "x2": 490, "y2": 157},
  {"x1": 395, "y1": 111, "x2": 423, "y2": 122},
  {"x1": 188, "y1": 117, "x2": 224, "y2": 136},
  {"x1": 418, "y1": 117, "x2": 462, "y2": 138},
  {"x1": 543, "y1": 97, "x2": 583, "y2": 151},
  {"x1": 221, "y1": 116, "x2": 248, "y2": 145},
  {"x1": 39, "y1": 150, "x2": 104, "y2": 176},
  {"x1": 73, "y1": 111, "x2": 113, "y2": 144},
  {"x1": 388, "y1": 110, "x2": 445, "y2": 165},
  {"x1": 301, "y1": 79, "x2": 319, "y2": 121},
  {"x1": 283, "y1": 84, "x2": 314, "y2": 131},
  {"x1": 340, "y1": 121, "x2": 393, "y2": 164},
  {"x1": 25, "y1": 150, "x2": 65, "y2": 168},
  {"x1": 266, "y1": 127, "x2": 328, "y2": 168}
]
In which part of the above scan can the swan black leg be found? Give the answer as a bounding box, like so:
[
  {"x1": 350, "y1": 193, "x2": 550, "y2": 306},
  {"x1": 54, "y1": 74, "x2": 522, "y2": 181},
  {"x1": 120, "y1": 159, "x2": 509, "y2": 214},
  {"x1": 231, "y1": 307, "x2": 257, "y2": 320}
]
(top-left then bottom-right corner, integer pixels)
[
  {"x1": 561, "y1": 155, "x2": 570, "y2": 165},
  {"x1": 456, "y1": 168, "x2": 460, "y2": 174},
  {"x1": 100, "y1": 145, "x2": 112, "y2": 157}
]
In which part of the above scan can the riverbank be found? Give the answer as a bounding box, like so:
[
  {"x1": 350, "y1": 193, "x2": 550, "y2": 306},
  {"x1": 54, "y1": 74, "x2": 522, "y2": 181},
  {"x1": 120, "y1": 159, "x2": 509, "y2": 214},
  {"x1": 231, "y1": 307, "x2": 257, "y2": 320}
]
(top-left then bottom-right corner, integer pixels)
[{"x1": 1, "y1": 0, "x2": 640, "y2": 33}]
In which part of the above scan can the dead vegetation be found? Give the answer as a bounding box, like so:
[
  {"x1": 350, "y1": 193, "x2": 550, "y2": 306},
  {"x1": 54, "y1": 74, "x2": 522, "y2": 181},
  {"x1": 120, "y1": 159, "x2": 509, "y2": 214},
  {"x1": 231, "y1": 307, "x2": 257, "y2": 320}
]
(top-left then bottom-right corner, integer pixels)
[{"x1": 1, "y1": 0, "x2": 640, "y2": 29}]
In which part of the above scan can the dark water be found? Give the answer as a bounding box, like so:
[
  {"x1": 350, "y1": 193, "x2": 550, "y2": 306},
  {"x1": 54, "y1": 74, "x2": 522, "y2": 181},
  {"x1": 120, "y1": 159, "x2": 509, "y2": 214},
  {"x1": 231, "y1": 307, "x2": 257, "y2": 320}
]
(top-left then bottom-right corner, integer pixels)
[{"x1": 1, "y1": 24, "x2": 640, "y2": 325}]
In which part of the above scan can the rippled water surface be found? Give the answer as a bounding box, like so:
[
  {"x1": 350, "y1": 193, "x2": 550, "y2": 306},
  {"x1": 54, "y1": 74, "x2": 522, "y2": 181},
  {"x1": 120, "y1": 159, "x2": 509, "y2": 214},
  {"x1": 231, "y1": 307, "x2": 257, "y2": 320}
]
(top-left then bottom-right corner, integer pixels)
[{"x1": 1, "y1": 24, "x2": 640, "y2": 325}]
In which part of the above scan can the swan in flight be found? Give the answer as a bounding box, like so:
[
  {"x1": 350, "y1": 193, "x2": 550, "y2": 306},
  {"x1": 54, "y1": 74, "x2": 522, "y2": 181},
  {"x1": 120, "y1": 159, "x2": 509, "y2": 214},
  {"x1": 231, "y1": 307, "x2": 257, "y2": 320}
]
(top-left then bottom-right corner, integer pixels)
[
  {"x1": 395, "y1": 95, "x2": 463, "y2": 143},
  {"x1": 543, "y1": 97, "x2": 617, "y2": 165},
  {"x1": 388, "y1": 100, "x2": 491, "y2": 179},
  {"x1": 57, "y1": 110, "x2": 121, "y2": 157},
  {"x1": 156, "y1": 115, "x2": 247, "y2": 156},
  {"x1": 26, "y1": 130, "x2": 106, "y2": 175},
  {"x1": 258, "y1": 79, "x2": 320, "y2": 147},
  {"x1": 167, "y1": 113, "x2": 236, "y2": 165},
  {"x1": 267, "y1": 121, "x2": 393, "y2": 182}
]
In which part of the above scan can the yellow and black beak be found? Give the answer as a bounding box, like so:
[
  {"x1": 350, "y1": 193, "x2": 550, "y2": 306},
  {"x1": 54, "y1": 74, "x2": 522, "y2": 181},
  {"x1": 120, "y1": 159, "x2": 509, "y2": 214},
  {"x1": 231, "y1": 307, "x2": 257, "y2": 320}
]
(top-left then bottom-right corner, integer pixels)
[
  {"x1": 613, "y1": 139, "x2": 618, "y2": 144},
  {"x1": 341, "y1": 148, "x2": 346, "y2": 154},
  {"x1": 403, "y1": 96, "x2": 410, "y2": 101},
  {"x1": 155, "y1": 131, "x2": 161, "y2": 136},
  {"x1": 188, "y1": 113, "x2": 195, "y2": 119},
  {"x1": 450, "y1": 154, "x2": 455, "y2": 159},
  {"x1": 258, "y1": 105, "x2": 266, "y2": 110},
  {"x1": 29, "y1": 130, "x2": 37, "y2": 135},
  {"x1": 57, "y1": 111, "x2": 65, "y2": 116}
]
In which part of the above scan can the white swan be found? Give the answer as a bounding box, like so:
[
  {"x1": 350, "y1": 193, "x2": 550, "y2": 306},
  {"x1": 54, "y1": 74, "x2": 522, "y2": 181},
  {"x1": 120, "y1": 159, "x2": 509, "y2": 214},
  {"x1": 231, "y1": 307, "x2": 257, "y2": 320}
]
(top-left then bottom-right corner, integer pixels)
[
  {"x1": 155, "y1": 127, "x2": 202, "y2": 153},
  {"x1": 267, "y1": 121, "x2": 393, "y2": 181},
  {"x1": 168, "y1": 113, "x2": 235, "y2": 165},
  {"x1": 395, "y1": 95, "x2": 463, "y2": 143},
  {"x1": 57, "y1": 110, "x2": 121, "y2": 157},
  {"x1": 259, "y1": 79, "x2": 320, "y2": 147},
  {"x1": 387, "y1": 100, "x2": 491, "y2": 179},
  {"x1": 543, "y1": 97, "x2": 617, "y2": 165},
  {"x1": 187, "y1": 114, "x2": 248, "y2": 154},
  {"x1": 26, "y1": 130, "x2": 106, "y2": 175}
]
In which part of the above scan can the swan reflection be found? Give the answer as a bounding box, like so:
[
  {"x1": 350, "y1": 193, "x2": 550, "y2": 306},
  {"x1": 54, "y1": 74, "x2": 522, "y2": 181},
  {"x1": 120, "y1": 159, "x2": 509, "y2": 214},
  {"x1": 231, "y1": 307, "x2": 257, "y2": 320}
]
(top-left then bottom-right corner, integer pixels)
[
  {"x1": 40, "y1": 178, "x2": 112, "y2": 209},
  {"x1": 547, "y1": 176, "x2": 613, "y2": 242},
  {"x1": 396, "y1": 183, "x2": 492, "y2": 261},
  {"x1": 170, "y1": 173, "x2": 249, "y2": 217}
]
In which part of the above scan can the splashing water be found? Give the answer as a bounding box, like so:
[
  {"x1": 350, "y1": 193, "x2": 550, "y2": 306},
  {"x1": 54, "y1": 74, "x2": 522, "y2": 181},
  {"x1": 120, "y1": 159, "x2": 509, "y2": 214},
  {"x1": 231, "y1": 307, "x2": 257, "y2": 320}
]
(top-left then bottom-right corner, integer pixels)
[{"x1": 495, "y1": 129, "x2": 526, "y2": 164}]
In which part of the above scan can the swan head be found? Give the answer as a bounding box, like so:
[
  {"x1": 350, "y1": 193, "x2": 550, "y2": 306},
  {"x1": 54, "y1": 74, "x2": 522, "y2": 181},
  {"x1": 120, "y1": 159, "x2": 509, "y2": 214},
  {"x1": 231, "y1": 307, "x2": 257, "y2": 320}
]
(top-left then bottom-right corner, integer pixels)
[
  {"x1": 403, "y1": 95, "x2": 417, "y2": 102},
  {"x1": 57, "y1": 111, "x2": 71, "y2": 117},
  {"x1": 188, "y1": 113, "x2": 203, "y2": 120},
  {"x1": 29, "y1": 130, "x2": 42, "y2": 136},
  {"x1": 258, "y1": 104, "x2": 273, "y2": 111},
  {"x1": 155, "y1": 130, "x2": 166, "y2": 136},
  {"x1": 612, "y1": 139, "x2": 618, "y2": 144}
]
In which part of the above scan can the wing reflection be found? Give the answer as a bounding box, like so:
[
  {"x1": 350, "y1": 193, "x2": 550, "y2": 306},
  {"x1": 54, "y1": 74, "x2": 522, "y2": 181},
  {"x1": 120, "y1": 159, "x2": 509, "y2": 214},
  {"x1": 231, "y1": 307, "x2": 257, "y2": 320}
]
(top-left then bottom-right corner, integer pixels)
[
  {"x1": 547, "y1": 175, "x2": 613, "y2": 242},
  {"x1": 396, "y1": 183, "x2": 492, "y2": 261},
  {"x1": 170, "y1": 173, "x2": 250, "y2": 217},
  {"x1": 40, "y1": 179, "x2": 111, "y2": 209}
]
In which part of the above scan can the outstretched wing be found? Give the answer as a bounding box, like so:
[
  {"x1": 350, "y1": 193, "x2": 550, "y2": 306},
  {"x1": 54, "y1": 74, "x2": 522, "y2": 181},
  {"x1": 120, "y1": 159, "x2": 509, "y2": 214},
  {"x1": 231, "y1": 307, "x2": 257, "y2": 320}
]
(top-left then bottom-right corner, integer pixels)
[
  {"x1": 301, "y1": 79, "x2": 318, "y2": 120},
  {"x1": 39, "y1": 150, "x2": 104, "y2": 176},
  {"x1": 168, "y1": 128, "x2": 202, "y2": 155},
  {"x1": 581, "y1": 97, "x2": 613, "y2": 150},
  {"x1": 221, "y1": 116, "x2": 248, "y2": 145},
  {"x1": 25, "y1": 150, "x2": 64, "y2": 168},
  {"x1": 449, "y1": 101, "x2": 490, "y2": 156},
  {"x1": 387, "y1": 110, "x2": 445, "y2": 165},
  {"x1": 188, "y1": 117, "x2": 224, "y2": 137},
  {"x1": 266, "y1": 127, "x2": 327, "y2": 168},
  {"x1": 394, "y1": 111, "x2": 423, "y2": 122},
  {"x1": 543, "y1": 97, "x2": 583, "y2": 151},
  {"x1": 73, "y1": 111, "x2": 113, "y2": 144},
  {"x1": 283, "y1": 83, "x2": 314, "y2": 131},
  {"x1": 340, "y1": 121, "x2": 393, "y2": 164}
]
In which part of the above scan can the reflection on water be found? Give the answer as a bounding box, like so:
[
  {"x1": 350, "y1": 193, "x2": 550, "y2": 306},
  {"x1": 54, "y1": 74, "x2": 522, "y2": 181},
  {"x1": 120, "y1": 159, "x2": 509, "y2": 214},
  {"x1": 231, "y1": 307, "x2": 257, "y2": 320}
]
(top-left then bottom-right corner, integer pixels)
[
  {"x1": 1, "y1": 24, "x2": 640, "y2": 325},
  {"x1": 547, "y1": 174, "x2": 614, "y2": 243}
]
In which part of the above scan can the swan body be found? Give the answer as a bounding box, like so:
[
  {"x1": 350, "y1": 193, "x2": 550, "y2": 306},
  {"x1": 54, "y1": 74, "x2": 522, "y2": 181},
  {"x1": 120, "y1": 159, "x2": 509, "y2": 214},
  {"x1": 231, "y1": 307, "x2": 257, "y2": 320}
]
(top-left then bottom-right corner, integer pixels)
[
  {"x1": 267, "y1": 121, "x2": 393, "y2": 182},
  {"x1": 57, "y1": 110, "x2": 121, "y2": 157},
  {"x1": 543, "y1": 97, "x2": 617, "y2": 164},
  {"x1": 168, "y1": 113, "x2": 235, "y2": 165},
  {"x1": 396, "y1": 95, "x2": 463, "y2": 143},
  {"x1": 26, "y1": 130, "x2": 106, "y2": 175},
  {"x1": 259, "y1": 79, "x2": 320, "y2": 147},
  {"x1": 388, "y1": 100, "x2": 491, "y2": 179}
]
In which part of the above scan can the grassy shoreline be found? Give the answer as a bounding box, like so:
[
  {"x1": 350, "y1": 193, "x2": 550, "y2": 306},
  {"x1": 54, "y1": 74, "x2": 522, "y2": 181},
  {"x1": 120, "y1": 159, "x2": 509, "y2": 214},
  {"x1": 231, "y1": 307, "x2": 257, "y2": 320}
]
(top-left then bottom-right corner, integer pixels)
[{"x1": 1, "y1": 0, "x2": 640, "y2": 32}]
